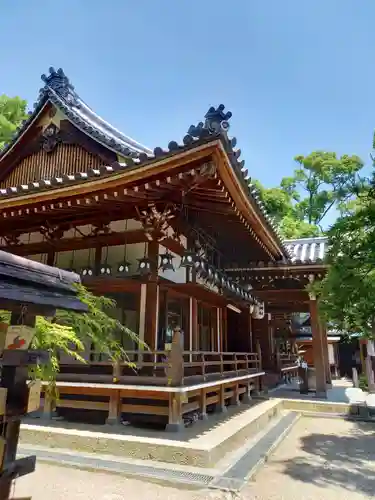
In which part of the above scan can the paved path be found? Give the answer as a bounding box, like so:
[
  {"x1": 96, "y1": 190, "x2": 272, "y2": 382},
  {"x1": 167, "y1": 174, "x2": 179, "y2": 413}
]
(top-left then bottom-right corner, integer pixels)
[{"x1": 14, "y1": 417, "x2": 375, "y2": 499}]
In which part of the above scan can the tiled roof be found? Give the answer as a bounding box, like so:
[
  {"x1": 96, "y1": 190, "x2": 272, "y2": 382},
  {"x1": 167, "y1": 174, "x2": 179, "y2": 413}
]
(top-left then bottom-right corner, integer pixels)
[
  {"x1": 0, "y1": 250, "x2": 87, "y2": 312},
  {"x1": 0, "y1": 68, "x2": 290, "y2": 258},
  {"x1": 285, "y1": 236, "x2": 328, "y2": 264},
  {"x1": 0, "y1": 67, "x2": 152, "y2": 161}
]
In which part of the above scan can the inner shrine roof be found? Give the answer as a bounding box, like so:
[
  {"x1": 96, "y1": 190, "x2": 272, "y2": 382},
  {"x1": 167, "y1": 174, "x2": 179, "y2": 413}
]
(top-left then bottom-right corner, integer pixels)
[
  {"x1": 0, "y1": 67, "x2": 152, "y2": 160},
  {"x1": 0, "y1": 67, "x2": 291, "y2": 259}
]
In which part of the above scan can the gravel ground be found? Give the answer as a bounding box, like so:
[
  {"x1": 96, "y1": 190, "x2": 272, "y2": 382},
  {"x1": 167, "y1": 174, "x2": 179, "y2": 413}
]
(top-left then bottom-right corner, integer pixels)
[{"x1": 13, "y1": 417, "x2": 375, "y2": 500}]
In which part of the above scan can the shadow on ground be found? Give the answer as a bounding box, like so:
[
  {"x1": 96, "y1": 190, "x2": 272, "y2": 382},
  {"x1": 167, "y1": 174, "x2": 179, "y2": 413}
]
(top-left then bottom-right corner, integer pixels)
[{"x1": 277, "y1": 421, "x2": 375, "y2": 496}]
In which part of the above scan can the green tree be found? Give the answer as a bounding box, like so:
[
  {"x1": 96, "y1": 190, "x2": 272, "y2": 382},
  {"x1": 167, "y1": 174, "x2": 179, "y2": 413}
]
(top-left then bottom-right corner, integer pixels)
[
  {"x1": 316, "y1": 184, "x2": 375, "y2": 339},
  {"x1": 1, "y1": 285, "x2": 141, "y2": 402},
  {"x1": 254, "y1": 151, "x2": 364, "y2": 238},
  {"x1": 0, "y1": 95, "x2": 28, "y2": 148}
]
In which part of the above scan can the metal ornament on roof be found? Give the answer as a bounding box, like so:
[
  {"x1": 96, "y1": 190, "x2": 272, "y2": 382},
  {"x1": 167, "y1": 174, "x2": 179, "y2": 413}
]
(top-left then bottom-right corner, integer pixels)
[{"x1": 159, "y1": 252, "x2": 174, "y2": 272}]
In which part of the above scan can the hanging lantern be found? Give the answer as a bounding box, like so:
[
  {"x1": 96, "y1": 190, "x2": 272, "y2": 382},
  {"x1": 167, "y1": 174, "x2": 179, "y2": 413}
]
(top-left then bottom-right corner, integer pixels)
[
  {"x1": 206, "y1": 266, "x2": 215, "y2": 283},
  {"x1": 159, "y1": 252, "x2": 174, "y2": 271},
  {"x1": 117, "y1": 261, "x2": 131, "y2": 274},
  {"x1": 194, "y1": 255, "x2": 204, "y2": 271},
  {"x1": 180, "y1": 250, "x2": 196, "y2": 268},
  {"x1": 214, "y1": 270, "x2": 222, "y2": 286},
  {"x1": 100, "y1": 265, "x2": 112, "y2": 276},
  {"x1": 81, "y1": 267, "x2": 94, "y2": 277},
  {"x1": 138, "y1": 257, "x2": 152, "y2": 275}
]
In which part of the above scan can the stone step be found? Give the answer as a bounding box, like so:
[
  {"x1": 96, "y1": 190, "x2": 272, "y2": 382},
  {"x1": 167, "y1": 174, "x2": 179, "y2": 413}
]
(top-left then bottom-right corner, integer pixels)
[
  {"x1": 18, "y1": 411, "x2": 299, "y2": 493},
  {"x1": 20, "y1": 399, "x2": 284, "y2": 468}
]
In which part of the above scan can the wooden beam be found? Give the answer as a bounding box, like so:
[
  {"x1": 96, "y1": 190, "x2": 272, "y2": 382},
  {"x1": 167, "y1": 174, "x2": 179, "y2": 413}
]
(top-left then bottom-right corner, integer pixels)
[{"x1": 0, "y1": 229, "x2": 149, "y2": 256}]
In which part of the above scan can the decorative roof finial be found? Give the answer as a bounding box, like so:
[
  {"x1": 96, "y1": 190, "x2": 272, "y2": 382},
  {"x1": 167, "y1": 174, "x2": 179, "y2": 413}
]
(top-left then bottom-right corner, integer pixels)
[
  {"x1": 186, "y1": 104, "x2": 232, "y2": 139},
  {"x1": 40, "y1": 67, "x2": 79, "y2": 106},
  {"x1": 204, "y1": 104, "x2": 232, "y2": 134}
]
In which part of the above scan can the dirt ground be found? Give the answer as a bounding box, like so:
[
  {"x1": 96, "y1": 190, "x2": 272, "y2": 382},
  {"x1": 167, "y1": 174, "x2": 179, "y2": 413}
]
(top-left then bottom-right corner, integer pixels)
[{"x1": 13, "y1": 417, "x2": 375, "y2": 500}]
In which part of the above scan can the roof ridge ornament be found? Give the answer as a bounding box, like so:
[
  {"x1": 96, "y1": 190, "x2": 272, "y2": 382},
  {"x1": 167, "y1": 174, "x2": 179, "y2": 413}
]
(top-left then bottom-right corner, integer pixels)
[
  {"x1": 187, "y1": 104, "x2": 232, "y2": 139},
  {"x1": 40, "y1": 67, "x2": 80, "y2": 107}
]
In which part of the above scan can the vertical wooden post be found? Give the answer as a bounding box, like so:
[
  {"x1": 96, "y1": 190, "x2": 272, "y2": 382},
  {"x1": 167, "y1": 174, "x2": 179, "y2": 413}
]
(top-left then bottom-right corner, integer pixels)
[
  {"x1": 144, "y1": 240, "x2": 159, "y2": 351},
  {"x1": 138, "y1": 283, "x2": 147, "y2": 347},
  {"x1": 94, "y1": 245, "x2": 102, "y2": 275},
  {"x1": 106, "y1": 389, "x2": 121, "y2": 425},
  {"x1": 46, "y1": 250, "x2": 55, "y2": 267},
  {"x1": 166, "y1": 393, "x2": 184, "y2": 432},
  {"x1": 215, "y1": 384, "x2": 227, "y2": 413},
  {"x1": 200, "y1": 389, "x2": 208, "y2": 419},
  {"x1": 191, "y1": 297, "x2": 198, "y2": 351},
  {"x1": 0, "y1": 311, "x2": 35, "y2": 500},
  {"x1": 321, "y1": 325, "x2": 332, "y2": 386},
  {"x1": 222, "y1": 306, "x2": 228, "y2": 352},
  {"x1": 309, "y1": 297, "x2": 327, "y2": 398}
]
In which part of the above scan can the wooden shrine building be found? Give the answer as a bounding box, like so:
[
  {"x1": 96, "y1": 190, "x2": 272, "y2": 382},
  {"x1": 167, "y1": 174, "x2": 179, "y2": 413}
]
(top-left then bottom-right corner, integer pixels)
[{"x1": 0, "y1": 68, "x2": 330, "y2": 429}]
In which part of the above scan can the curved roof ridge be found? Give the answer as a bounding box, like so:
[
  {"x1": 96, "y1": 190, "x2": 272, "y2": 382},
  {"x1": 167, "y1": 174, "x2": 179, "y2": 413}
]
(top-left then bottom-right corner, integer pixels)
[
  {"x1": 70, "y1": 93, "x2": 152, "y2": 155},
  {"x1": 0, "y1": 67, "x2": 152, "y2": 161}
]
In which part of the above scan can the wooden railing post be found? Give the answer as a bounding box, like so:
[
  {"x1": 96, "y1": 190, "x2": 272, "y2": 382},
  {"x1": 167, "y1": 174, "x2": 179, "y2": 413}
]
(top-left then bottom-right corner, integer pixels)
[
  {"x1": 166, "y1": 331, "x2": 184, "y2": 387},
  {"x1": 106, "y1": 389, "x2": 121, "y2": 425},
  {"x1": 200, "y1": 389, "x2": 208, "y2": 419},
  {"x1": 166, "y1": 393, "x2": 184, "y2": 432},
  {"x1": 256, "y1": 341, "x2": 262, "y2": 371},
  {"x1": 112, "y1": 359, "x2": 121, "y2": 383},
  {"x1": 201, "y1": 353, "x2": 206, "y2": 381}
]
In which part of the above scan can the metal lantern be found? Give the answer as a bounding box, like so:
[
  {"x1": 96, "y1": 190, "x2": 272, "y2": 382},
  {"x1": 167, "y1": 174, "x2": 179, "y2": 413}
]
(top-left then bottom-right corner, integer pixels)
[
  {"x1": 180, "y1": 250, "x2": 195, "y2": 268},
  {"x1": 159, "y1": 252, "x2": 174, "y2": 272},
  {"x1": 100, "y1": 265, "x2": 112, "y2": 276},
  {"x1": 194, "y1": 255, "x2": 205, "y2": 271},
  {"x1": 214, "y1": 270, "x2": 222, "y2": 286},
  {"x1": 81, "y1": 267, "x2": 94, "y2": 277},
  {"x1": 137, "y1": 257, "x2": 152, "y2": 275},
  {"x1": 117, "y1": 261, "x2": 131, "y2": 274},
  {"x1": 220, "y1": 274, "x2": 228, "y2": 288},
  {"x1": 206, "y1": 266, "x2": 215, "y2": 283}
]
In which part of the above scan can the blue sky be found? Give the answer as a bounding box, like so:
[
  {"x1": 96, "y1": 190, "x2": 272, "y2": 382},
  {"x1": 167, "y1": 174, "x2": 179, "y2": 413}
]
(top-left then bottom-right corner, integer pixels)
[{"x1": 1, "y1": 0, "x2": 375, "y2": 190}]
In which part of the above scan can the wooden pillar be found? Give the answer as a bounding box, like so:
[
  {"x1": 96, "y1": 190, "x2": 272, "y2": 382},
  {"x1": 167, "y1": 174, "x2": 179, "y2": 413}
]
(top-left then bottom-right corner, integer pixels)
[
  {"x1": 216, "y1": 307, "x2": 221, "y2": 353},
  {"x1": 138, "y1": 283, "x2": 147, "y2": 346},
  {"x1": 46, "y1": 250, "x2": 55, "y2": 267},
  {"x1": 144, "y1": 241, "x2": 159, "y2": 350},
  {"x1": 94, "y1": 245, "x2": 102, "y2": 275},
  {"x1": 252, "y1": 316, "x2": 273, "y2": 370},
  {"x1": 321, "y1": 325, "x2": 332, "y2": 386},
  {"x1": 222, "y1": 306, "x2": 228, "y2": 352},
  {"x1": 190, "y1": 297, "x2": 198, "y2": 351},
  {"x1": 309, "y1": 296, "x2": 327, "y2": 398}
]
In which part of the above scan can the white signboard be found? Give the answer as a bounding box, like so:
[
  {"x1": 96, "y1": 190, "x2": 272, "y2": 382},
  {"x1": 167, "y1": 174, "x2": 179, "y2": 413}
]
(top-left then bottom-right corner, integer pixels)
[{"x1": 5, "y1": 325, "x2": 34, "y2": 350}]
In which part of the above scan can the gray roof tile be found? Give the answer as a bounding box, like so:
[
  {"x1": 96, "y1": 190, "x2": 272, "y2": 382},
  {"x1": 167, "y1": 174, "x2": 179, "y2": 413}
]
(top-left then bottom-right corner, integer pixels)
[{"x1": 285, "y1": 236, "x2": 328, "y2": 263}]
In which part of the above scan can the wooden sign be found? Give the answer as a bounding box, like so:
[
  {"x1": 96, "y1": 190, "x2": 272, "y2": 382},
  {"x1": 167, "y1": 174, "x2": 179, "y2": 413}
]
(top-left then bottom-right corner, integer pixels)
[
  {"x1": 27, "y1": 380, "x2": 42, "y2": 414},
  {"x1": 0, "y1": 455, "x2": 36, "y2": 481},
  {"x1": 5, "y1": 325, "x2": 34, "y2": 350},
  {"x1": 1, "y1": 349, "x2": 50, "y2": 366},
  {"x1": 0, "y1": 388, "x2": 6, "y2": 416}
]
